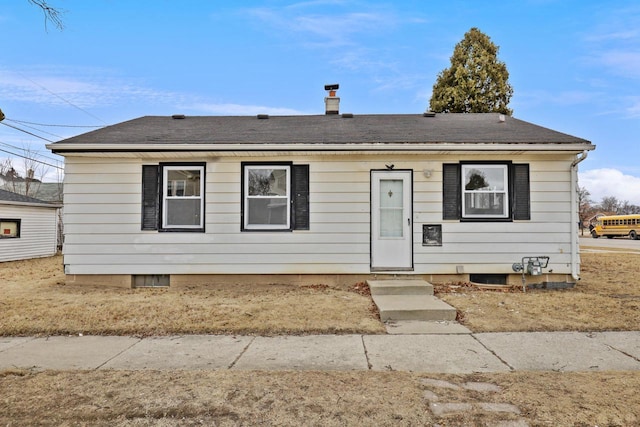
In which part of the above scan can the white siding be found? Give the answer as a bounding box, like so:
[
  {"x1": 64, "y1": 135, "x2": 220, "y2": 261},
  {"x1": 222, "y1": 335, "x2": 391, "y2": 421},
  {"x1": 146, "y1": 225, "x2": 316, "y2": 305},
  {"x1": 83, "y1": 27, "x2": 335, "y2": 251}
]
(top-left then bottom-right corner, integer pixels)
[
  {"x1": 62, "y1": 154, "x2": 577, "y2": 276},
  {"x1": 0, "y1": 204, "x2": 59, "y2": 262}
]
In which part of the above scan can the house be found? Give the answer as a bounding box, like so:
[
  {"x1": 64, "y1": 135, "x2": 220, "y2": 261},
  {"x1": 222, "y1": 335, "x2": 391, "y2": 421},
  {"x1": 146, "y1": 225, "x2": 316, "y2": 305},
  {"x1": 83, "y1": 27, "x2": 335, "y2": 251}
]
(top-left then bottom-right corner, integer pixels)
[
  {"x1": 1, "y1": 179, "x2": 64, "y2": 205},
  {"x1": 47, "y1": 92, "x2": 595, "y2": 288},
  {"x1": 0, "y1": 188, "x2": 61, "y2": 262}
]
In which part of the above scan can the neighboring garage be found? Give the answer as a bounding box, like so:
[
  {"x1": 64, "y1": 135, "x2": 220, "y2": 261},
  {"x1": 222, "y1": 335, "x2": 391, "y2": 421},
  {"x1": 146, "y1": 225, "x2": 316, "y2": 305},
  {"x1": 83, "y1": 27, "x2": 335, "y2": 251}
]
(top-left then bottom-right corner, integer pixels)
[{"x1": 0, "y1": 188, "x2": 61, "y2": 262}]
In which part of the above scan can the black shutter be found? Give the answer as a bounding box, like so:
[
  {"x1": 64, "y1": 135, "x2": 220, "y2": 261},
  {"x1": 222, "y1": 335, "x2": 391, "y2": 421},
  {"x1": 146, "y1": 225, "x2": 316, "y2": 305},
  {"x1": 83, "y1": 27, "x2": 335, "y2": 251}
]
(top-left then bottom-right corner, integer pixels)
[
  {"x1": 141, "y1": 165, "x2": 160, "y2": 230},
  {"x1": 442, "y1": 163, "x2": 461, "y2": 220},
  {"x1": 291, "y1": 164, "x2": 310, "y2": 230},
  {"x1": 512, "y1": 164, "x2": 530, "y2": 220}
]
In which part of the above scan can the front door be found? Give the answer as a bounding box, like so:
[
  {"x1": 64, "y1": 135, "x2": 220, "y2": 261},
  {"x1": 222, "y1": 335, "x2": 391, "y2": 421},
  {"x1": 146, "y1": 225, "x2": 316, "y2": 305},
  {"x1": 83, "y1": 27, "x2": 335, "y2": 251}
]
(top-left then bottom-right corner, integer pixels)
[{"x1": 371, "y1": 170, "x2": 413, "y2": 270}]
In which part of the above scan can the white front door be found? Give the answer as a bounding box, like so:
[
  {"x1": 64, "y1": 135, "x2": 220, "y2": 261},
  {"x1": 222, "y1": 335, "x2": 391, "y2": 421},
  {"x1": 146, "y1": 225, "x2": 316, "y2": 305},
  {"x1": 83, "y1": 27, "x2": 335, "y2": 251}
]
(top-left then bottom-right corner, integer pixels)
[{"x1": 371, "y1": 170, "x2": 413, "y2": 270}]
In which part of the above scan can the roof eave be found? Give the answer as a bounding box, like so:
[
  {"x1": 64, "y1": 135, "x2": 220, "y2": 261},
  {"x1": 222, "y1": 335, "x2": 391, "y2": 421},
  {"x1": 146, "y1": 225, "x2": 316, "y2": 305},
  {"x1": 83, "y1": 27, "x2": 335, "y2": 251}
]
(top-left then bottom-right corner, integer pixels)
[
  {"x1": 0, "y1": 200, "x2": 62, "y2": 208},
  {"x1": 47, "y1": 142, "x2": 596, "y2": 155}
]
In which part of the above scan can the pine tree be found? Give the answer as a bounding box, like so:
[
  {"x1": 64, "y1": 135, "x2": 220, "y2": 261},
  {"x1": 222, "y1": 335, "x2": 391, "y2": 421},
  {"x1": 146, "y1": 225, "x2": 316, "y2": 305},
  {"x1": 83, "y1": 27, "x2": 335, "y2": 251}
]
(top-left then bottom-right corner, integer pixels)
[{"x1": 429, "y1": 28, "x2": 513, "y2": 115}]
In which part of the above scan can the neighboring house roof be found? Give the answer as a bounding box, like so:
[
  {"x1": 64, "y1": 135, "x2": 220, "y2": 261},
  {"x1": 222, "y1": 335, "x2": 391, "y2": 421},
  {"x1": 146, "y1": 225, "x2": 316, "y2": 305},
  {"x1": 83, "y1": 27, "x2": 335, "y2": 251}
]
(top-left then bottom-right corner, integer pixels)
[
  {"x1": 0, "y1": 188, "x2": 61, "y2": 208},
  {"x1": 1, "y1": 182, "x2": 63, "y2": 204},
  {"x1": 48, "y1": 113, "x2": 594, "y2": 153}
]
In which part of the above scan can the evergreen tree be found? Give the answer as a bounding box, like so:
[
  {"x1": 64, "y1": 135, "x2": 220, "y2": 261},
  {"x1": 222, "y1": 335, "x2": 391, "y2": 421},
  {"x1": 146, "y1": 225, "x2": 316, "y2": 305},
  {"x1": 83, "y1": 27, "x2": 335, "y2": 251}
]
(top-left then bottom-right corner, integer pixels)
[{"x1": 430, "y1": 28, "x2": 513, "y2": 115}]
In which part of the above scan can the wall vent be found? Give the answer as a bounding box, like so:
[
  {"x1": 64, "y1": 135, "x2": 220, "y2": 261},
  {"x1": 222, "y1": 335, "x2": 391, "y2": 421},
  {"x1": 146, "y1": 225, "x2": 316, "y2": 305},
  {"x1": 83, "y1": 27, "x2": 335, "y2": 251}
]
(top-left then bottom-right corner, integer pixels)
[
  {"x1": 470, "y1": 274, "x2": 507, "y2": 285},
  {"x1": 132, "y1": 275, "x2": 170, "y2": 288}
]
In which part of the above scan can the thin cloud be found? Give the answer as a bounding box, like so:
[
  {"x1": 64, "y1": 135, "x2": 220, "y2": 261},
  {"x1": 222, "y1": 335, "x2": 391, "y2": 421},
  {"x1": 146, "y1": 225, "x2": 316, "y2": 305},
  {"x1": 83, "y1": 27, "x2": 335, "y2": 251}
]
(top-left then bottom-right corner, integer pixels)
[
  {"x1": 243, "y1": 2, "x2": 429, "y2": 97},
  {"x1": 0, "y1": 66, "x2": 188, "y2": 109},
  {"x1": 580, "y1": 168, "x2": 640, "y2": 206},
  {"x1": 626, "y1": 97, "x2": 640, "y2": 117},
  {"x1": 246, "y1": 6, "x2": 394, "y2": 48},
  {"x1": 582, "y1": 5, "x2": 640, "y2": 79},
  {"x1": 0, "y1": 66, "x2": 308, "y2": 123},
  {"x1": 596, "y1": 51, "x2": 640, "y2": 79},
  {"x1": 284, "y1": 0, "x2": 347, "y2": 10},
  {"x1": 586, "y1": 29, "x2": 640, "y2": 42},
  {"x1": 516, "y1": 89, "x2": 601, "y2": 108},
  {"x1": 186, "y1": 103, "x2": 306, "y2": 116}
]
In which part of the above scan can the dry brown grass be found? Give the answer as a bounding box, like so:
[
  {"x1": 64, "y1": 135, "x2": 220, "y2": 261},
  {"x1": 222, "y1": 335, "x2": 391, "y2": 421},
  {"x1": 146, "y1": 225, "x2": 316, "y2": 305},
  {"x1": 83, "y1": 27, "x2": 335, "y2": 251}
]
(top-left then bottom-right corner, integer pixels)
[
  {"x1": 1, "y1": 369, "x2": 639, "y2": 426},
  {"x1": 2, "y1": 252, "x2": 640, "y2": 425},
  {"x1": 439, "y1": 251, "x2": 640, "y2": 332},
  {"x1": 1, "y1": 252, "x2": 640, "y2": 336},
  {"x1": 0, "y1": 255, "x2": 384, "y2": 337}
]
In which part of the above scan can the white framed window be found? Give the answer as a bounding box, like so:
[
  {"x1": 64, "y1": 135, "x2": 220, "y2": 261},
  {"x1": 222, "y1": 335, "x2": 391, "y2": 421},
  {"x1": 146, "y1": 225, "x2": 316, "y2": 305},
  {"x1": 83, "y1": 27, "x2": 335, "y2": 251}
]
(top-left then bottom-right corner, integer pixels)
[
  {"x1": 0, "y1": 219, "x2": 20, "y2": 238},
  {"x1": 161, "y1": 165, "x2": 204, "y2": 229},
  {"x1": 461, "y1": 164, "x2": 509, "y2": 219},
  {"x1": 243, "y1": 164, "x2": 291, "y2": 230}
]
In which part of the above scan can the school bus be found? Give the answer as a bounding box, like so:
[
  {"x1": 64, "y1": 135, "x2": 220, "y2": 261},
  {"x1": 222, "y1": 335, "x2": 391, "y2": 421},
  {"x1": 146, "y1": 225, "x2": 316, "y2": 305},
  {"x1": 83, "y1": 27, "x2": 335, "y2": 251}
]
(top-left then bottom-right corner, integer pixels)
[{"x1": 589, "y1": 214, "x2": 640, "y2": 240}]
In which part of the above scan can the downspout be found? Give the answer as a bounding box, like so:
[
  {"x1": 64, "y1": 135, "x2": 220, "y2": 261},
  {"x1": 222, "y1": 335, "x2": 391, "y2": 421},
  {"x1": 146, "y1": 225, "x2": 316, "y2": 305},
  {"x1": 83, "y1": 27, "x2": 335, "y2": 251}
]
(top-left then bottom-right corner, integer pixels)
[{"x1": 570, "y1": 150, "x2": 588, "y2": 282}]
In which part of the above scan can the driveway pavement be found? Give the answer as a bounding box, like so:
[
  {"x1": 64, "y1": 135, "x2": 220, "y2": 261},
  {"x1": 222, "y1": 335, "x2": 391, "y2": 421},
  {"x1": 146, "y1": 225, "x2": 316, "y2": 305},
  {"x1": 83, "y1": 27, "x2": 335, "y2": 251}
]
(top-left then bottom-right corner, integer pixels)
[{"x1": 2, "y1": 331, "x2": 639, "y2": 373}]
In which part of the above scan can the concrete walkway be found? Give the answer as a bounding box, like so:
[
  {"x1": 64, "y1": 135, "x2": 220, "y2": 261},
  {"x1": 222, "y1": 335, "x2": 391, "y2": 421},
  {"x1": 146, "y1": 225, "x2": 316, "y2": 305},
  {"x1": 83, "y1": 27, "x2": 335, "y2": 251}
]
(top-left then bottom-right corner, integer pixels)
[{"x1": 2, "y1": 331, "x2": 639, "y2": 373}]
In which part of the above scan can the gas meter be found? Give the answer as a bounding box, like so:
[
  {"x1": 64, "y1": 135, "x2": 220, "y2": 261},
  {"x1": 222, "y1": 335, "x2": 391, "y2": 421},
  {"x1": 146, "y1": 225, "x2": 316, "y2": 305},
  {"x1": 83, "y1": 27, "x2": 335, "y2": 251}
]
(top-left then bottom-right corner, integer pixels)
[{"x1": 512, "y1": 256, "x2": 550, "y2": 291}]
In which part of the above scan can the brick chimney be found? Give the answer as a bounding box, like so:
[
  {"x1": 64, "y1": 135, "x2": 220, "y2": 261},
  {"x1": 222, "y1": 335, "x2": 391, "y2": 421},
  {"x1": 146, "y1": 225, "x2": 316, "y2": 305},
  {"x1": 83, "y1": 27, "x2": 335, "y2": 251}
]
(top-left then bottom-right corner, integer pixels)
[{"x1": 324, "y1": 84, "x2": 340, "y2": 115}]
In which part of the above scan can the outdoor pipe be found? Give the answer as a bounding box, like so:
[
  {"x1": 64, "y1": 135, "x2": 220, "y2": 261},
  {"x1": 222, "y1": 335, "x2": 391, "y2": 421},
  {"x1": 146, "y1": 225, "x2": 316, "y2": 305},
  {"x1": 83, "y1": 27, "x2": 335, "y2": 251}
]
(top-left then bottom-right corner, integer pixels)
[{"x1": 571, "y1": 150, "x2": 589, "y2": 282}]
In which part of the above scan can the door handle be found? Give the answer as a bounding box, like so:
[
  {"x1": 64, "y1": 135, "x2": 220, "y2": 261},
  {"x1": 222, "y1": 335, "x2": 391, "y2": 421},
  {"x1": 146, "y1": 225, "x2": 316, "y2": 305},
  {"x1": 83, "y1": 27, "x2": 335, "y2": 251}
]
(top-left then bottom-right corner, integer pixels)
[{"x1": 408, "y1": 218, "x2": 411, "y2": 226}]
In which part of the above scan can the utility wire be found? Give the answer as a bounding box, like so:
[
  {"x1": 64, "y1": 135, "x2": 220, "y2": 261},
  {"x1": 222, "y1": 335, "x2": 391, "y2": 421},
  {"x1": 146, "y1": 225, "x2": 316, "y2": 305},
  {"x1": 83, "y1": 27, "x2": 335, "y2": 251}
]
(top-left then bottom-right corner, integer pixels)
[
  {"x1": 4, "y1": 119, "x2": 64, "y2": 139},
  {"x1": 17, "y1": 71, "x2": 108, "y2": 125},
  {"x1": 0, "y1": 147, "x2": 63, "y2": 170},
  {"x1": 5, "y1": 118, "x2": 104, "y2": 129},
  {"x1": 0, "y1": 122, "x2": 55, "y2": 143},
  {"x1": 0, "y1": 141, "x2": 63, "y2": 163}
]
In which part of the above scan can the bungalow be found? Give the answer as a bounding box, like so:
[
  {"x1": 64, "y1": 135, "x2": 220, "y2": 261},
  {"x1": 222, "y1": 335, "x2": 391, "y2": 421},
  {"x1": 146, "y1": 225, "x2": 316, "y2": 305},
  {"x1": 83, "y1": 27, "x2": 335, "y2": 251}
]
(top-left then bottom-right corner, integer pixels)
[
  {"x1": 47, "y1": 93, "x2": 595, "y2": 288},
  {"x1": 0, "y1": 188, "x2": 61, "y2": 262}
]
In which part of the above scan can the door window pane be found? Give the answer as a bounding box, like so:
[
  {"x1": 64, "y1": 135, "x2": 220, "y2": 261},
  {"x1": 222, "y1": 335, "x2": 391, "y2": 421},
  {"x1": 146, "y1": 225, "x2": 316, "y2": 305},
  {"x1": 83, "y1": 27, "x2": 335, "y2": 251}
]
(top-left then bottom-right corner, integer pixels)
[{"x1": 379, "y1": 179, "x2": 403, "y2": 237}]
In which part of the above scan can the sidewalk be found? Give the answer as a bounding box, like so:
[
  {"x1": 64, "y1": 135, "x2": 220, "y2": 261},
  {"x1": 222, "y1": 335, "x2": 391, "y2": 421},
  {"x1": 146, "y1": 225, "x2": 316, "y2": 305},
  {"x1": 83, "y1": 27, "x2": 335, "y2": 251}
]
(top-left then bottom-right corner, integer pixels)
[{"x1": 2, "y1": 331, "x2": 639, "y2": 373}]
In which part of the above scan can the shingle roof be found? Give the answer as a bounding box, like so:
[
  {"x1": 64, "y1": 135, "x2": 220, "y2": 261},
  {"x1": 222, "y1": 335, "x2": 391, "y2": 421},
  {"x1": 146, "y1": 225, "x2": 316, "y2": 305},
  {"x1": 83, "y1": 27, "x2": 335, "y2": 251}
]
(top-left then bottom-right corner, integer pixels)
[
  {"x1": 50, "y1": 113, "x2": 591, "y2": 147},
  {"x1": 0, "y1": 188, "x2": 57, "y2": 206},
  {"x1": 2, "y1": 183, "x2": 63, "y2": 203}
]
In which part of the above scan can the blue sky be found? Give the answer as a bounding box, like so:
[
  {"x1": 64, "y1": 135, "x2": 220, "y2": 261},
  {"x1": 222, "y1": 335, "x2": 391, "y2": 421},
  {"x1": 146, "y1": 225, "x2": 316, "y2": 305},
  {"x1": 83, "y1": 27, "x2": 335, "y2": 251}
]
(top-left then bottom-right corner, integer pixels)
[{"x1": 1, "y1": 0, "x2": 639, "y2": 204}]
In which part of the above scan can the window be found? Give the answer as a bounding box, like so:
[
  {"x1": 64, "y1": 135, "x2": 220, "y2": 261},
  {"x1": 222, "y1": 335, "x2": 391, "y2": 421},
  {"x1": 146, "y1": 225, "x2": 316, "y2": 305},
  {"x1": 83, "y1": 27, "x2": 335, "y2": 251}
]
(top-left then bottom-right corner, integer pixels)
[
  {"x1": 162, "y1": 166, "x2": 204, "y2": 229},
  {"x1": 0, "y1": 219, "x2": 20, "y2": 238},
  {"x1": 241, "y1": 162, "x2": 309, "y2": 231},
  {"x1": 443, "y1": 162, "x2": 530, "y2": 221},
  {"x1": 244, "y1": 164, "x2": 290, "y2": 229},
  {"x1": 462, "y1": 164, "x2": 508, "y2": 218},
  {"x1": 141, "y1": 163, "x2": 205, "y2": 232}
]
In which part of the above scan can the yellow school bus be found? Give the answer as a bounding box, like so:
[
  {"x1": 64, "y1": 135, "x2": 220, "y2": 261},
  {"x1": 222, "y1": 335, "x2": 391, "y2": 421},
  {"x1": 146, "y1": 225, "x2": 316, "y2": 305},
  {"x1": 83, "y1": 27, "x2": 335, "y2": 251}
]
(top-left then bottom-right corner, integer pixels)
[{"x1": 589, "y1": 214, "x2": 640, "y2": 240}]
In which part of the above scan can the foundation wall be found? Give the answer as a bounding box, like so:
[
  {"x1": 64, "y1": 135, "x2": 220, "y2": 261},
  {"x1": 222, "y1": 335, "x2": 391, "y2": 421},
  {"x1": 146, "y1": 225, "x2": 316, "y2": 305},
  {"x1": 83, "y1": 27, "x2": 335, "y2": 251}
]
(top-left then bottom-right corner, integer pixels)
[
  {"x1": 64, "y1": 274, "x2": 132, "y2": 289},
  {"x1": 65, "y1": 273, "x2": 575, "y2": 290}
]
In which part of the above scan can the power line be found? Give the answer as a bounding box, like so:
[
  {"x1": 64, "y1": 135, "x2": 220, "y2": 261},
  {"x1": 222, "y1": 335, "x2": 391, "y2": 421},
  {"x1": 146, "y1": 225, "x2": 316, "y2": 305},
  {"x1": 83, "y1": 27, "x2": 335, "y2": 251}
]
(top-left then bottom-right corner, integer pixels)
[
  {"x1": 0, "y1": 147, "x2": 64, "y2": 170},
  {"x1": 4, "y1": 119, "x2": 64, "y2": 139},
  {"x1": 0, "y1": 141, "x2": 63, "y2": 163},
  {"x1": 5, "y1": 118, "x2": 104, "y2": 129},
  {"x1": 17, "y1": 71, "x2": 108, "y2": 125},
  {"x1": 0, "y1": 121, "x2": 55, "y2": 143}
]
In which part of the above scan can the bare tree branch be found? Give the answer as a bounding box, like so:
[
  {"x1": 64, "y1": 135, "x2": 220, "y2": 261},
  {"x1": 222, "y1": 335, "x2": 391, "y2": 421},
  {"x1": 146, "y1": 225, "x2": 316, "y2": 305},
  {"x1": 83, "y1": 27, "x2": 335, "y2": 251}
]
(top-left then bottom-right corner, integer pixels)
[{"x1": 28, "y1": 0, "x2": 65, "y2": 31}]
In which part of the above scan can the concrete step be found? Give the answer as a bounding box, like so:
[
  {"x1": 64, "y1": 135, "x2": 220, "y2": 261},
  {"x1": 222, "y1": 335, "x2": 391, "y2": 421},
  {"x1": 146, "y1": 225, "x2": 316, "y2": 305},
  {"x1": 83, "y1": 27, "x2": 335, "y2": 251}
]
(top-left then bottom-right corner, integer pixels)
[
  {"x1": 371, "y1": 294, "x2": 457, "y2": 322},
  {"x1": 367, "y1": 279, "x2": 434, "y2": 296}
]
